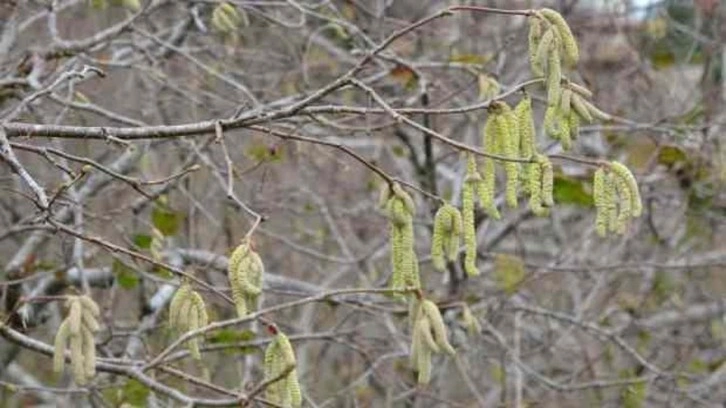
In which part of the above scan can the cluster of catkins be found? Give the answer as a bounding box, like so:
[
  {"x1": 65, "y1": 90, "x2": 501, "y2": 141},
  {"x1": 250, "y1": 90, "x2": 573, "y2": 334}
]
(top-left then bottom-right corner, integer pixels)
[
  {"x1": 593, "y1": 162, "x2": 643, "y2": 236},
  {"x1": 480, "y1": 97, "x2": 554, "y2": 219},
  {"x1": 53, "y1": 295, "x2": 100, "y2": 385},
  {"x1": 528, "y1": 8, "x2": 611, "y2": 150},
  {"x1": 211, "y1": 2, "x2": 247, "y2": 33},
  {"x1": 380, "y1": 183, "x2": 420, "y2": 294},
  {"x1": 227, "y1": 239, "x2": 264, "y2": 317},
  {"x1": 264, "y1": 331, "x2": 303, "y2": 408},
  {"x1": 409, "y1": 299, "x2": 456, "y2": 384},
  {"x1": 169, "y1": 281, "x2": 209, "y2": 359}
]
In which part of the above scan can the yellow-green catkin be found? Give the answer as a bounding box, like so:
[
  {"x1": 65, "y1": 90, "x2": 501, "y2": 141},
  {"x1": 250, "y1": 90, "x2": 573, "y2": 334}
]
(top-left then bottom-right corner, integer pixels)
[
  {"x1": 544, "y1": 105, "x2": 571, "y2": 150},
  {"x1": 68, "y1": 298, "x2": 82, "y2": 335},
  {"x1": 593, "y1": 168, "x2": 608, "y2": 237},
  {"x1": 480, "y1": 116, "x2": 500, "y2": 219},
  {"x1": 567, "y1": 81, "x2": 593, "y2": 98},
  {"x1": 500, "y1": 105, "x2": 521, "y2": 208},
  {"x1": 515, "y1": 95, "x2": 535, "y2": 160},
  {"x1": 605, "y1": 172, "x2": 619, "y2": 233},
  {"x1": 461, "y1": 304, "x2": 481, "y2": 336},
  {"x1": 421, "y1": 300, "x2": 456, "y2": 355},
  {"x1": 540, "y1": 8, "x2": 580, "y2": 67},
  {"x1": 53, "y1": 320, "x2": 71, "y2": 374},
  {"x1": 539, "y1": 156, "x2": 554, "y2": 207},
  {"x1": 462, "y1": 155, "x2": 480, "y2": 277},
  {"x1": 527, "y1": 162, "x2": 546, "y2": 216},
  {"x1": 544, "y1": 105, "x2": 561, "y2": 141},
  {"x1": 603, "y1": 171, "x2": 618, "y2": 234},
  {"x1": 211, "y1": 2, "x2": 242, "y2": 33},
  {"x1": 528, "y1": 17, "x2": 545, "y2": 77},
  {"x1": 560, "y1": 89, "x2": 572, "y2": 117},
  {"x1": 168, "y1": 283, "x2": 207, "y2": 360},
  {"x1": 385, "y1": 183, "x2": 419, "y2": 295},
  {"x1": 570, "y1": 93, "x2": 594, "y2": 123},
  {"x1": 82, "y1": 326, "x2": 96, "y2": 379},
  {"x1": 534, "y1": 28, "x2": 555, "y2": 75},
  {"x1": 228, "y1": 240, "x2": 264, "y2": 317},
  {"x1": 585, "y1": 99, "x2": 613, "y2": 121},
  {"x1": 546, "y1": 43, "x2": 562, "y2": 107},
  {"x1": 610, "y1": 161, "x2": 642, "y2": 217},
  {"x1": 169, "y1": 281, "x2": 191, "y2": 327},
  {"x1": 70, "y1": 332, "x2": 85, "y2": 384},
  {"x1": 411, "y1": 317, "x2": 432, "y2": 384},
  {"x1": 53, "y1": 296, "x2": 100, "y2": 385},
  {"x1": 409, "y1": 299, "x2": 456, "y2": 385},
  {"x1": 264, "y1": 332, "x2": 302, "y2": 408},
  {"x1": 263, "y1": 339, "x2": 283, "y2": 403},
  {"x1": 614, "y1": 176, "x2": 632, "y2": 234},
  {"x1": 431, "y1": 203, "x2": 462, "y2": 271}
]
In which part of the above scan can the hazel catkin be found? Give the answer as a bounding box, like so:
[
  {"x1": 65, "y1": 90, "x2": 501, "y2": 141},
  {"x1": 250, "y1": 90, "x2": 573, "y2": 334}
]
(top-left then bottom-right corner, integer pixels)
[
  {"x1": 540, "y1": 8, "x2": 580, "y2": 67},
  {"x1": 53, "y1": 295, "x2": 101, "y2": 385},
  {"x1": 431, "y1": 203, "x2": 463, "y2": 271}
]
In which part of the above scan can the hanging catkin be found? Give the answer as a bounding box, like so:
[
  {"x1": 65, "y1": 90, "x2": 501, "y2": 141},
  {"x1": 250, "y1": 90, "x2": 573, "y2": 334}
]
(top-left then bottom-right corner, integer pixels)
[
  {"x1": 515, "y1": 95, "x2": 536, "y2": 160},
  {"x1": 168, "y1": 282, "x2": 209, "y2": 360},
  {"x1": 527, "y1": 154, "x2": 553, "y2": 216},
  {"x1": 528, "y1": 16, "x2": 545, "y2": 76},
  {"x1": 546, "y1": 39, "x2": 562, "y2": 107},
  {"x1": 53, "y1": 295, "x2": 100, "y2": 385},
  {"x1": 480, "y1": 114, "x2": 500, "y2": 219},
  {"x1": 540, "y1": 156, "x2": 554, "y2": 207},
  {"x1": 610, "y1": 161, "x2": 642, "y2": 217},
  {"x1": 500, "y1": 104, "x2": 521, "y2": 208},
  {"x1": 264, "y1": 331, "x2": 302, "y2": 408},
  {"x1": 460, "y1": 304, "x2": 481, "y2": 336},
  {"x1": 614, "y1": 176, "x2": 633, "y2": 234},
  {"x1": 593, "y1": 168, "x2": 607, "y2": 236},
  {"x1": 539, "y1": 8, "x2": 579, "y2": 67},
  {"x1": 462, "y1": 154, "x2": 481, "y2": 277},
  {"x1": 431, "y1": 203, "x2": 462, "y2": 272},
  {"x1": 527, "y1": 161, "x2": 546, "y2": 216},
  {"x1": 228, "y1": 239, "x2": 264, "y2": 317},
  {"x1": 409, "y1": 299, "x2": 456, "y2": 385},
  {"x1": 383, "y1": 183, "x2": 419, "y2": 295},
  {"x1": 591, "y1": 161, "x2": 642, "y2": 237}
]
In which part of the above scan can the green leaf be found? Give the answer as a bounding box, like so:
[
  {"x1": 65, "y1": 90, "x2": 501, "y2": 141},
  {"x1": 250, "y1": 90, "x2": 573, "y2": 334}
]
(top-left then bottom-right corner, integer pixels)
[
  {"x1": 151, "y1": 207, "x2": 183, "y2": 236},
  {"x1": 553, "y1": 175, "x2": 593, "y2": 207},
  {"x1": 208, "y1": 329, "x2": 257, "y2": 355},
  {"x1": 112, "y1": 260, "x2": 139, "y2": 289},
  {"x1": 657, "y1": 145, "x2": 688, "y2": 166},
  {"x1": 132, "y1": 233, "x2": 152, "y2": 249},
  {"x1": 209, "y1": 329, "x2": 255, "y2": 344},
  {"x1": 122, "y1": 379, "x2": 149, "y2": 406}
]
